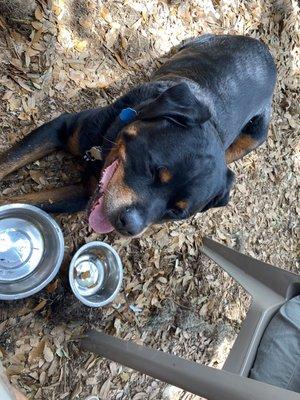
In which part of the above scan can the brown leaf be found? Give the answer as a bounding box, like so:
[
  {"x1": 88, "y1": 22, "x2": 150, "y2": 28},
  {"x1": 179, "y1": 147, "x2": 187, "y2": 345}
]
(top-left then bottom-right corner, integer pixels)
[
  {"x1": 16, "y1": 78, "x2": 33, "y2": 92},
  {"x1": 79, "y1": 17, "x2": 93, "y2": 30},
  {"x1": 46, "y1": 279, "x2": 59, "y2": 294},
  {"x1": 35, "y1": 6, "x2": 44, "y2": 22},
  {"x1": 28, "y1": 340, "x2": 46, "y2": 363},
  {"x1": 32, "y1": 21, "x2": 43, "y2": 30},
  {"x1": 33, "y1": 299, "x2": 47, "y2": 312},
  {"x1": 99, "y1": 6, "x2": 112, "y2": 23},
  {"x1": 29, "y1": 170, "x2": 43, "y2": 184},
  {"x1": 2, "y1": 187, "x2": 15, "y2": 195},
  {"x1": 52, "y1": 4, "x2": 61, "y2": 16}
]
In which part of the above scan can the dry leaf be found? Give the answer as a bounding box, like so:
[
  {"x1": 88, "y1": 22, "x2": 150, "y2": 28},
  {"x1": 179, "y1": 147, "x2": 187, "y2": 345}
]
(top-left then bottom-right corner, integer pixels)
[
  {"x1": 114, "y1": 318, "x2": 122, "y2": 335},
  {"x1": 33, "y1": 299, "x2": 47, "y2": 312},
  {"x1": 70, "y1": 382, "x2": 82, "y2": 399},
  {"x1": 43, "y1": 346, "x2": 54, "y2": 363},
  {"x1": 52, "y1": 4, "x2": 61, "y2": 16},
  {"x1": 28, "y1": 340, "x2": 46, "y2": 363},
  {"x1": 39, "y1": 371, "x2": 46, "y2": 385},
  {"x1": 79, "y1": 17, "x2": 93, "y2": 30},
  {"x1": 32, "y1": 21, "x2": 43, "y2": 30},
  {"x1": 132, "y1": 394, "x2": 147, "y2": 400},
  {"x1": 120, "y1": 372, "x2": 130, "y2": 382},
  {"x1": 2, "y1": 188, "x2": 15, "y2": 195},
  {"x1": 2, "y1": 90, "x2": 14, "y2": 100},
  {"x1": 35, "y1": 6, "x2": 44, "y2": 22},
  {"x1": 99, "y1": 6, "x2": 112, "y2": 22},
  {"x1": 16, "y1": 78, "x2": 33, "y2": 92},
  {"x1": 29, "y1": 170, "x2": 43, "y2": 184},
  {"x1": 99, "y1": 379, "x2": 111, "y2": 399},
  {"x1": 75, "y1": 40, "x2": 87, "y2": 52},
  {"x1": 46, "y1": 279, "x2": 59, "y2": 294}
]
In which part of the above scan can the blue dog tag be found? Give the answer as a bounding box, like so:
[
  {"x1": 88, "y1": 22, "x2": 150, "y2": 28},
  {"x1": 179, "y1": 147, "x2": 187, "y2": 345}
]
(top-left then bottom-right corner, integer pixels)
[{"x1": 119, "y1": 107, "x2": 137, "y2": 122}]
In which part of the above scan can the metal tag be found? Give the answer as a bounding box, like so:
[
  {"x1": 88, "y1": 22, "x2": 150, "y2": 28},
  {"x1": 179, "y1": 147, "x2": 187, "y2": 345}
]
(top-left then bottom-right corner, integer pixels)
[{"x1": 84, "y1": 146, "x2": 103, "y2": 162}]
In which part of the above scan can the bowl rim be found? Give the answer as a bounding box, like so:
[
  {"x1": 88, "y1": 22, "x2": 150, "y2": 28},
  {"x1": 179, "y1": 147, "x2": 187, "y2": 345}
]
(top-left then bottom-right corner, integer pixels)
[
  {"x1": 0, "y1": 203, "x2": 65, "y2": 300},
  {"x1": 69, "y1": 241, "x2": 123, "y2": 307}
]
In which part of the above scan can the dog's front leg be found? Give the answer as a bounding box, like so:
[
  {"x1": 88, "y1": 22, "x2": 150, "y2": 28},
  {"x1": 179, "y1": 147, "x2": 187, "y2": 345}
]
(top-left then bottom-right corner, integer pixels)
[
  {"x1": 0, "y1": 100, "x2": 133, "y2": 212},
  {"x1": 0, "y1": 111, "x2": 102, "y2": 212},
  {"x1": 0, "y1": 113, "x2": 76, "y2": 180}
]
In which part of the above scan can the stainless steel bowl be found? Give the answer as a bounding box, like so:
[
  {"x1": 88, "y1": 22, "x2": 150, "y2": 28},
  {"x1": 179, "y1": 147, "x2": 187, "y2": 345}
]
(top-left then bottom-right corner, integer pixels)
[
  {"x1": 69, "y1": 241, "x2": 123, "y2": 307},
  {"x1": 0, "y1": 204, "x2": 64, "y2": 300}
]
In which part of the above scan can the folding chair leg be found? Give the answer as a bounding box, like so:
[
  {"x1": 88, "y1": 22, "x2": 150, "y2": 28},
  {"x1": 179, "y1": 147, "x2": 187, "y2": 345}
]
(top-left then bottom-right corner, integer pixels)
[
  {"x1": 81, "y1": 330, "x2": 300, "y2": 400},
  {"x1": 201, "y1": 237, "x2": 299, "y2": 303},
  {"x1": 222, "y1": 301, "x2": 282, "y2": 376}
]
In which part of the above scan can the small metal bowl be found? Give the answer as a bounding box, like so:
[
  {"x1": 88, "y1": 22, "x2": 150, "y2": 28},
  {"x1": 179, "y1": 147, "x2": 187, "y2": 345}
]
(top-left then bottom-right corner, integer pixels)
[
  {"x1": 0, "y1": 204, "x2": 64, "y2": 300},
  {"x1": 69, "y1": 241, "x2": 123, "y2": 307}
]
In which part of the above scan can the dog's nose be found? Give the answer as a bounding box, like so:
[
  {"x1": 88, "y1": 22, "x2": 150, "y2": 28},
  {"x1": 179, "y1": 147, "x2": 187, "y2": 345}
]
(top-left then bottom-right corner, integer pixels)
[{"x1": 115, "y1": 207, "x2": 144, "y2": 236}]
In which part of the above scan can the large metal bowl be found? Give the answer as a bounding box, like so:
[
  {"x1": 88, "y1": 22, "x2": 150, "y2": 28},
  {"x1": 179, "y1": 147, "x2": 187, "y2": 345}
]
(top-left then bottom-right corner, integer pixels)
[{"x1": 0, "y1": 204, "x2": 64, "y2": 300}]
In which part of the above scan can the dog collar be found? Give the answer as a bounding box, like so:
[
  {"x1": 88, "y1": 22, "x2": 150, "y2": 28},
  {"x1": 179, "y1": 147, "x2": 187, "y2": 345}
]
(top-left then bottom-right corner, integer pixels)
[{"x1": 119, "y1": 107, "x2": 137, "y2": 123}]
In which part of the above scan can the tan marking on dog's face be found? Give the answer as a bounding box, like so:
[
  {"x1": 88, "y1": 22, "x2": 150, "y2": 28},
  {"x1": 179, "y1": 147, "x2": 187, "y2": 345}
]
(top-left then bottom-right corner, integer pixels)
[
  {"x1": 226, "y1": 135, "x2": 257, "y2": 164},
  {"x1": 118, "y1": 141, "x2": 126, "y2": 160},
  {"x1": 176, "y1": 200, "x2": 188, "y2": 210},
  {"x1": 159, "y1": 168, "x2": 172, "y2": 183},
  {"x1": 103, "y1": 161, "x2": 137, "y2": 214},
  {"x1": 104, "y1": 139, "x2": 126, "y2": 168}
]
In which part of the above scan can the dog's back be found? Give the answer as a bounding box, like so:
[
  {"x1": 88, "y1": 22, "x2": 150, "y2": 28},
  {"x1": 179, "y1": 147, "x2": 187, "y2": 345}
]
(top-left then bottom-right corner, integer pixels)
[{"x1": 153, "y1": 35, "x2": 276, "y2": 144}]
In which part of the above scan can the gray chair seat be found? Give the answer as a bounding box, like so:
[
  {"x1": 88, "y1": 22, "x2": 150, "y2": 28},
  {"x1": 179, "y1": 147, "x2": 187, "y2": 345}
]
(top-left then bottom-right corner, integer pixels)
[{"x1": 250, "y1": 295, "x2": 300, "y2": 392}]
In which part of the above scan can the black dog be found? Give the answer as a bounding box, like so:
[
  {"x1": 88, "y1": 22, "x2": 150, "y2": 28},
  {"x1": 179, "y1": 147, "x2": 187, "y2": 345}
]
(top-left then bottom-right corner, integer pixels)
[{"x1": 0, "y1": 34, "x2": 276, "y2": 236}]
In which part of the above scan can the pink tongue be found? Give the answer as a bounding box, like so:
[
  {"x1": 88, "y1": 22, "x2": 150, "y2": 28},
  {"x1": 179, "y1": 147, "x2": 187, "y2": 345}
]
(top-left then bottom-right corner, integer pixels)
[{"x1": 88, "y1": 160, "x2": 119, "y2": 233}]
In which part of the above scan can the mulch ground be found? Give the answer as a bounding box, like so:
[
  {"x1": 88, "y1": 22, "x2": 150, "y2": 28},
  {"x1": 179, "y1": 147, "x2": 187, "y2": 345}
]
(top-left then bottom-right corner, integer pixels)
[{"x1": 0, "y1": 0, "x2": 299, "y2": 399}]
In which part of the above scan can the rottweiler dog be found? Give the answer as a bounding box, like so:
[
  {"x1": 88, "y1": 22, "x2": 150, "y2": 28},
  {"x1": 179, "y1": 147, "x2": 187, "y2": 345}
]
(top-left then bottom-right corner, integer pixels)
[{"x1": 0, "y1": 34, "x2": 276, "y2": 236}]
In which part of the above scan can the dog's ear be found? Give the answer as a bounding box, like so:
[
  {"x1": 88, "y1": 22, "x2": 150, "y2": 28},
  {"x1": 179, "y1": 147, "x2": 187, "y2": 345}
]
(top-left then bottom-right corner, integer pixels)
[
  {"x1": 138, "y1": 83, "x2": 211, "y2": 128},
  {"x1": 202, "y1": 168, "x2": 235, "y2": 212}
]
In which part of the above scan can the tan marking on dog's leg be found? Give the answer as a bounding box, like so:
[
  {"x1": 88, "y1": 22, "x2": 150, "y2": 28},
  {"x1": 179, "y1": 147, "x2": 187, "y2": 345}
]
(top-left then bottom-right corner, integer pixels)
[
  {"x1": 67, "y1": 126, "x2": 82, "y2": 155},
  {"x1": 0, "y1": 137, "x2": 60, "y2": 180},
  {"x1": 0, "y1": 115, "x2": 71, "y2": 180},
  {"x1": 226, "y1": 134, "x2": 258, "y2": 164}
]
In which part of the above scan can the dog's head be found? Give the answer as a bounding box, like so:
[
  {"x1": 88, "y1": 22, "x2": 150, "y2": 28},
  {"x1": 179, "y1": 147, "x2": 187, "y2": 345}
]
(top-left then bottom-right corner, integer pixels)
[{"x1": 89, "y1": 83, "x2": 234, "y2": 236}]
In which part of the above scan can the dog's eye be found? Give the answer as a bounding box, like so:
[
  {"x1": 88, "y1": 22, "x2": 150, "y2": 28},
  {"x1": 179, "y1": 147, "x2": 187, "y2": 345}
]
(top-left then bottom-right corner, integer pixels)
[
  {"x1": 149, "y1": 165, "x2": 157, "y2": 179},
  {"x1": 169, "y1": 208, "x2": 181, "y2": 216},
  {"x1": 165, "y1": 207, "x2": 188, "y2": 220},
  {"x1": 148, "y1": 166, "x2": 171, "y2": 184}
]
